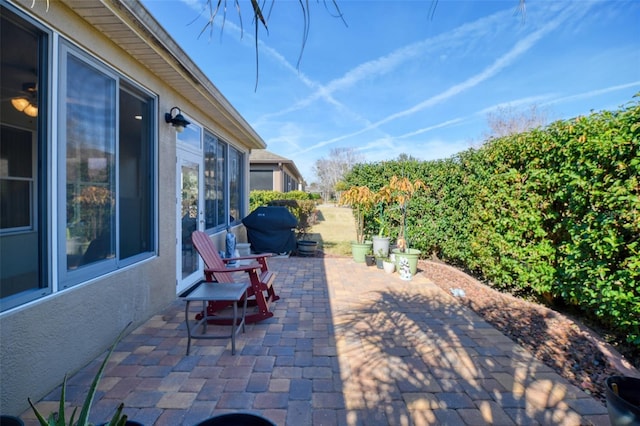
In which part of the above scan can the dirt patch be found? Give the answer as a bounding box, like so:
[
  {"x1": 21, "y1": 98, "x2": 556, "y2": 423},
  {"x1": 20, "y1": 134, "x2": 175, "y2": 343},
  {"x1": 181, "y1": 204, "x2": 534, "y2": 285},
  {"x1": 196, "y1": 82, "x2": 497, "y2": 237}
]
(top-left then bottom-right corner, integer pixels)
[{"x1": 420, "y1": 260, "x2": 639, "y2": 404}]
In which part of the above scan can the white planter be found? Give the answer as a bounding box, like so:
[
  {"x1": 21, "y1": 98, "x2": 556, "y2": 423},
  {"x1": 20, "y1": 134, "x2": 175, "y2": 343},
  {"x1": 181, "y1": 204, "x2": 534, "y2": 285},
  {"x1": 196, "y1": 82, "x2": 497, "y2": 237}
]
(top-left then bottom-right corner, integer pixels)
[
  {"x1": 236, "y1": 243, "x2": 251, "y2": 256},
  {"x1": 372, "y1": 236, "x2": 390, "y2": 258},
  {"x1": 383, "y1": 260, "x2": 395, "y2": 274}
]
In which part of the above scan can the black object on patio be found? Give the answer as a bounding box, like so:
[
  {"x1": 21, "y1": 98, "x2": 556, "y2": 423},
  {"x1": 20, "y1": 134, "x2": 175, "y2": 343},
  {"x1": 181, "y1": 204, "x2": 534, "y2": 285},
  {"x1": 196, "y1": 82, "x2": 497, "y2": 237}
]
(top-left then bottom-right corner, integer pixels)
[
  {"x1": 194, "y1": 413, "x2": 276, "y2": 426},
  {"x1": 605, "y1": 375, "x2": 640, "y2": 425},
  {"x1": 242, "y1": 206, "x2": 298, "y2": 254}
]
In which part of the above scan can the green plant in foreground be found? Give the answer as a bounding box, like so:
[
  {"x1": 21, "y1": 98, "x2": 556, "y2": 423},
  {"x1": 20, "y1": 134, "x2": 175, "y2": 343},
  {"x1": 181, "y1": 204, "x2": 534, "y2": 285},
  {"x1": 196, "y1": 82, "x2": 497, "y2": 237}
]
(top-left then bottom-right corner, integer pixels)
[{"x1": 28, "y1": 323, "x2": 132, "y2": 426}]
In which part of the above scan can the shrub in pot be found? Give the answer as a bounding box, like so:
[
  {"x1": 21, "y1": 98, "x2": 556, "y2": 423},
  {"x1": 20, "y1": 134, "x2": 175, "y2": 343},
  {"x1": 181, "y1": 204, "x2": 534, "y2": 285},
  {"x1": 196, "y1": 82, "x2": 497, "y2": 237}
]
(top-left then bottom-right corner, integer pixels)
[
  {"x1": 380, "y1": 176, "x2": 426, "y2": 277},
  {"x1": 339, "y1": 186, "x2": 376, "y2": 262}
]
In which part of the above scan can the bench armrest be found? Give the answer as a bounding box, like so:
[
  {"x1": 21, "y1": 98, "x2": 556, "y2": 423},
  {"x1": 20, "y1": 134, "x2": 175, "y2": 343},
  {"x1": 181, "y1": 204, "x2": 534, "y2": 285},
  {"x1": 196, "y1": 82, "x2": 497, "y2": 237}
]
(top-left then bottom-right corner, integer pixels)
[
  {"x1": 222, "y1": 253, "x2": 274, "y2": 263},
  {"x1": 204, "y1": 264, "x2": 259, "y2": 274}
]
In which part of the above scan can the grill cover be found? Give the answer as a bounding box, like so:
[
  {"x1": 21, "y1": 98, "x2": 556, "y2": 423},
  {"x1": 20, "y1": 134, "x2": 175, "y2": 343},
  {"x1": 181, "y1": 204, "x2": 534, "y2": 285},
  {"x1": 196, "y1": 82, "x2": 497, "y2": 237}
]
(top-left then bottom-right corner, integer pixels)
[{"x1": 242, "y1": 206, "x2": 298, "y2": 254}]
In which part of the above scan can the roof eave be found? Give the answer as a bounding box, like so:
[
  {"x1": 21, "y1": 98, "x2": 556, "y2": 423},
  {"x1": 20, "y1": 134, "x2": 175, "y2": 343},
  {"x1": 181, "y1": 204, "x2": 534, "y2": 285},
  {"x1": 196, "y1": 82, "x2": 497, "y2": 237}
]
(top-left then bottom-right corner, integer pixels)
[{"x1": 61, "y1": 0, "x2": 266, "y2": 150}]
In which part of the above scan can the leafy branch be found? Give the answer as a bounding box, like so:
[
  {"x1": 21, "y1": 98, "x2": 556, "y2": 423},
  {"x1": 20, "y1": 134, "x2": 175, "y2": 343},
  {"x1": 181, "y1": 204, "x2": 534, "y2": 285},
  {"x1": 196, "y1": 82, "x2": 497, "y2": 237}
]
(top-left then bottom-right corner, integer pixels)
[{"x1": 200, "y1": 0, "x2": 347, "y2": 90}]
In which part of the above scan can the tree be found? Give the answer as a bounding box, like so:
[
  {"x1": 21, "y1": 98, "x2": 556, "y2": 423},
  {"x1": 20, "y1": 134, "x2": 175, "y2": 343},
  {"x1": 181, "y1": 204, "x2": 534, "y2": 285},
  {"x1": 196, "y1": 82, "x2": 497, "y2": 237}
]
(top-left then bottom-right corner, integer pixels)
[
  {"x1": 338, "y1": 186, "x2": 376, "y2": 243},
  {"x1": 484, "y1": 104, "x2": 550, "y2": 139},
  {"x1": 396, "y1": 153, "x2": 420, "y2": 162},
  {"x1": 312, "y1": 147, "x2": 363, "y2": 202},
  {"x1": 200, "y1": 0, "x2": 346, "y2": 88}
]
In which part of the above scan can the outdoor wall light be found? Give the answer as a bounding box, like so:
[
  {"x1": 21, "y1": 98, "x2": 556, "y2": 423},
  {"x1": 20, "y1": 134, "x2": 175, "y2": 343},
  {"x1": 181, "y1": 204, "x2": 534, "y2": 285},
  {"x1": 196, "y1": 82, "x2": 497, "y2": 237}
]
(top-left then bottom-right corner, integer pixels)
[{"x1": 165, "y1": 106, "x2": 190, "y2": 133}]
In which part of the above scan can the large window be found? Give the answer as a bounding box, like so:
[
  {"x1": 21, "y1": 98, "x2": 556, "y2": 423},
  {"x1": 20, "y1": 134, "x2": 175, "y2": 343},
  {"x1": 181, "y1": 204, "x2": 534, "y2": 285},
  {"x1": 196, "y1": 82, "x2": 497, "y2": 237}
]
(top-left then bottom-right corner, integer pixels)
[
  {"x1": 204, "y1": 130, "x2": 244, "y2": 230},
  {"x1": 0, "y1": 2, "x2": 158, "y2": 311},
  {"x1": 59, "y1": 44, "x2": 156, "y2": 287},
  {"x1": 0, "y1": 6, "x2": 48, "y2": 310},
  {"x1": 284, "y1": 172, "x2": 297, "y2": 192}
]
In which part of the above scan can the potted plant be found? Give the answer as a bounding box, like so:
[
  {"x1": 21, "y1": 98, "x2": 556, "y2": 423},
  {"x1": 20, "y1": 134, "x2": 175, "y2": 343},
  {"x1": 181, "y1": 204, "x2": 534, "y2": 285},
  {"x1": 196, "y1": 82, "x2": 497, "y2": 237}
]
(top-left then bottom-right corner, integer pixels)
[
  {"x1": 28, "y1": 324, "x2": 142, "y2": 426},
  {"x1": 339, "y1": 185, "x2": 375, "y2": 262},
  {"x1": 383, "y1": 175, "x2": 426, "y2": 278},
  {"x1": 269, "y1": 199, "x2": 319, "y2": 256},
  {"x1": 374, "y1": 256, "x2": 384, "y2": 269},
  {"x1": 365, "y1": 254, "x2": 376, "y2": 266},
  {"x1": 382, "y1": 257, "x2": 396, "y2": 274},
  {"x1": 371, "y1": 194, "x2": 391, "y2": 259}
]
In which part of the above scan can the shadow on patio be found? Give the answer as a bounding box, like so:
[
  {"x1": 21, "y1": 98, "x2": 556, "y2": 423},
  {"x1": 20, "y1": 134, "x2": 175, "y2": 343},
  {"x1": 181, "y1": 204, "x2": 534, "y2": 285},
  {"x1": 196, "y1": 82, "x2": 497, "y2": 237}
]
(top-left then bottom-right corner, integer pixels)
[{"x1": 23, "y1": 257, "x2": 607, "y2": 425}]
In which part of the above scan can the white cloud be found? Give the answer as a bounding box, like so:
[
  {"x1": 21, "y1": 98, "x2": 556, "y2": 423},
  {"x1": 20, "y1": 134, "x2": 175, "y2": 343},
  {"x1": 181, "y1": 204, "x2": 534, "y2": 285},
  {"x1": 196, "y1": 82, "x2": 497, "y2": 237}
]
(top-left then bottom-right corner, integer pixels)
[
  {"x1": 544, "y1": 82, "x2": 640, "y2": 107},
  {"x1": 296, "y1": 1, "x2": 593, "y2": 155}
]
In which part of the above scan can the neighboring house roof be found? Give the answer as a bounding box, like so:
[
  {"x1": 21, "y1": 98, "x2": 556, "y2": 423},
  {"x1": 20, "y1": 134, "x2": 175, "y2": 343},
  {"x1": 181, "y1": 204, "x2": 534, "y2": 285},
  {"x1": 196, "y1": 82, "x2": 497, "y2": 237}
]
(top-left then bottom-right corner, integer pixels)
[
  {"x1": 250, "y1": 149, "x2": 304, "y2": 182},
  {"x1": 60, "y1": 0, "x2": 265, "y2": 150}
]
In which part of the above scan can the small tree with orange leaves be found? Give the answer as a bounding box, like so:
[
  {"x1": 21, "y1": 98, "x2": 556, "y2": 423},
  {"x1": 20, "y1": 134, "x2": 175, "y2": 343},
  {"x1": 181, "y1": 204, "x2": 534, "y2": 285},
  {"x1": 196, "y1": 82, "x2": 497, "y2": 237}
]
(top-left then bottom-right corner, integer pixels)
[
  {"x1": 339, "y1": 185, "x2": 376, "y2": 244},
  {"x1": 378, "y1": 176, "x2": 426, "y2": 252}
]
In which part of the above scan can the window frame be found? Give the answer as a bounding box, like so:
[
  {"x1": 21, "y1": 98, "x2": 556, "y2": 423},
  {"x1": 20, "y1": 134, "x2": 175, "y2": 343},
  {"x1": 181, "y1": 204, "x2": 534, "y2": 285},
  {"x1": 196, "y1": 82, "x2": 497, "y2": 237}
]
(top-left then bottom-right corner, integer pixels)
[
  {"x1": 203, "y1": 129, "x2": 245, "y2": 232},
  {"x1": 117, "y1": 82, "x2": 158, "y2": 266},
  {"x1": 0, "y1": 3, "x2": 52, "y2": 311},
  {"x1": 228, "y1": 144, "x2": 244, "y2": 225},
  {"x1": 57, "y1": 39, "x2": 158, "y2": 289}
]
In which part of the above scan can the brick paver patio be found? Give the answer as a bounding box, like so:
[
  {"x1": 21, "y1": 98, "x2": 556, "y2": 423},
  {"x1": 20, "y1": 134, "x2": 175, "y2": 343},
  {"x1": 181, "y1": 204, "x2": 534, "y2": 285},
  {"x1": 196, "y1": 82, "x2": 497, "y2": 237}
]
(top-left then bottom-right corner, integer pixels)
[{"x1": 23, "y1": 257, "x2": 610, "y2": 425}]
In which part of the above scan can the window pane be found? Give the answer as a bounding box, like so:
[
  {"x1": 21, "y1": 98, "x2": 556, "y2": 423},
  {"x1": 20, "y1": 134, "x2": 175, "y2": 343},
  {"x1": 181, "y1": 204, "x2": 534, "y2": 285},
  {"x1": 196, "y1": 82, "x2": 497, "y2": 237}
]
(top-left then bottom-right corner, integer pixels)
[
  {"x1": 119, "y1": 86, "x2": 154, "y2": 259},
  {"x1": 177, "y1": 119, "x2": 200, "y2": 149},
  {"x1": 216, "y1": 139, "x2": 226, "y2": 227},
  {"x1": 204, "y1": 132, "x2": 219, "y2": 229},
  {"x1": 0, "y1": 7, "x2": 47, "y2": 308},
  {"x1": 229, "y1": 146, "x2": 242, "y2": 223},
  {"x1": 0, "y1": 180, "x2": 30, "y2": 229},
  {"x1": 250, "y1": 170, "x2": 273, "y2": 191},
  {"x1": 65, "y1": 55, "x2": 115, "y2": 270},
  {"x1": 181, "y1": 160, "x2": 199, "y2": 276},
  {"x1": 0, "y1": 126, "x2": 32, "y2": 230},
  {"x1": 1, "y1": 126, "x2": 32, "y2": 178}
]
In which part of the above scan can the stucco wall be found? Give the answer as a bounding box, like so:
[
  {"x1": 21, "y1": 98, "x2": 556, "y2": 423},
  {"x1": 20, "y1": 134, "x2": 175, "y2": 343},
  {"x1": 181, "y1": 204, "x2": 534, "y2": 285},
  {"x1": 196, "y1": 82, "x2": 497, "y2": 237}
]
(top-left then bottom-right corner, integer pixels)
[
  {"x1": 0, "y1": 0, "x2": 178, "y2": 415},
  {"x1": 0, "y1": 258, "x2": 175, "y2": 413}
]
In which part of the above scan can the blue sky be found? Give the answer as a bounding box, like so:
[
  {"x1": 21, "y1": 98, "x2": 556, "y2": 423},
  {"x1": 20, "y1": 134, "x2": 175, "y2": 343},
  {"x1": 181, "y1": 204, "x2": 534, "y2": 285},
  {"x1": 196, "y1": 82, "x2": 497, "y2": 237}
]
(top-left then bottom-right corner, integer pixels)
[{"x1": 142, "y1": 0, "x2": 640, "y2": 183}]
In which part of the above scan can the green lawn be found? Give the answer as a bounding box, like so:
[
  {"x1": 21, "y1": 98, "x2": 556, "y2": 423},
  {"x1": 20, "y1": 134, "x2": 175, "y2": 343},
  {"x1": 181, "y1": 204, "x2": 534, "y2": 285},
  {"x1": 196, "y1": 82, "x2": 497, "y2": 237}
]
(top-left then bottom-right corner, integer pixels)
[{"x1": 305, "y1": 204, "x2": 356, "y2": 256}]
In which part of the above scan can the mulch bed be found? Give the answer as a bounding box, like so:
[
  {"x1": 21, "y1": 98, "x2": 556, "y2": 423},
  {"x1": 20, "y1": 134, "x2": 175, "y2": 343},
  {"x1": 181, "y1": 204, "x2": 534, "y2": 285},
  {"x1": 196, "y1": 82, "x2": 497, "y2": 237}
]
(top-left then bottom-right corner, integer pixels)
[{"x1": 419, "y1": 259, "x2": 639, "y2": 404}]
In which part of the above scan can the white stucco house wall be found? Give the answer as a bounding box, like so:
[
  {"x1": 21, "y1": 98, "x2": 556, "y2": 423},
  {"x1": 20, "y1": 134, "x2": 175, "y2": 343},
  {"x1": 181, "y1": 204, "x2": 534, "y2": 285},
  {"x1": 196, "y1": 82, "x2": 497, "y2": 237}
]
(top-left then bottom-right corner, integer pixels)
[{"x1": 0, "y1": 0, "x2": 265, "y2": 415}]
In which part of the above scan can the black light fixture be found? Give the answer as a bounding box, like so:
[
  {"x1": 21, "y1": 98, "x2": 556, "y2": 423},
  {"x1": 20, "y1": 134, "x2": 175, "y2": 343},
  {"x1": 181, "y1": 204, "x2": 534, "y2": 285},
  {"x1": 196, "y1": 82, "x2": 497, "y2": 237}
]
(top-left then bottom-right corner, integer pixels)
[{"x1": 165, "y1": 107, "x2": 190, "y2": 133}]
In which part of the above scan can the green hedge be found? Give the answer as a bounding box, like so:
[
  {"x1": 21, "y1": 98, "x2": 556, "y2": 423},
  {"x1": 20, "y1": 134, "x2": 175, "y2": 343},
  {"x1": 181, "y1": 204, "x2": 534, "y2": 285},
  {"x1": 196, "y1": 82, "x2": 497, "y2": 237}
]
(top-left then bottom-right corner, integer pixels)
[
  {"x1": 343, "y1": 97, "x2": 639, "y2": 346},
  {"x1": 249, "y1": 190, "x2": 311, "y2": 212}
]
